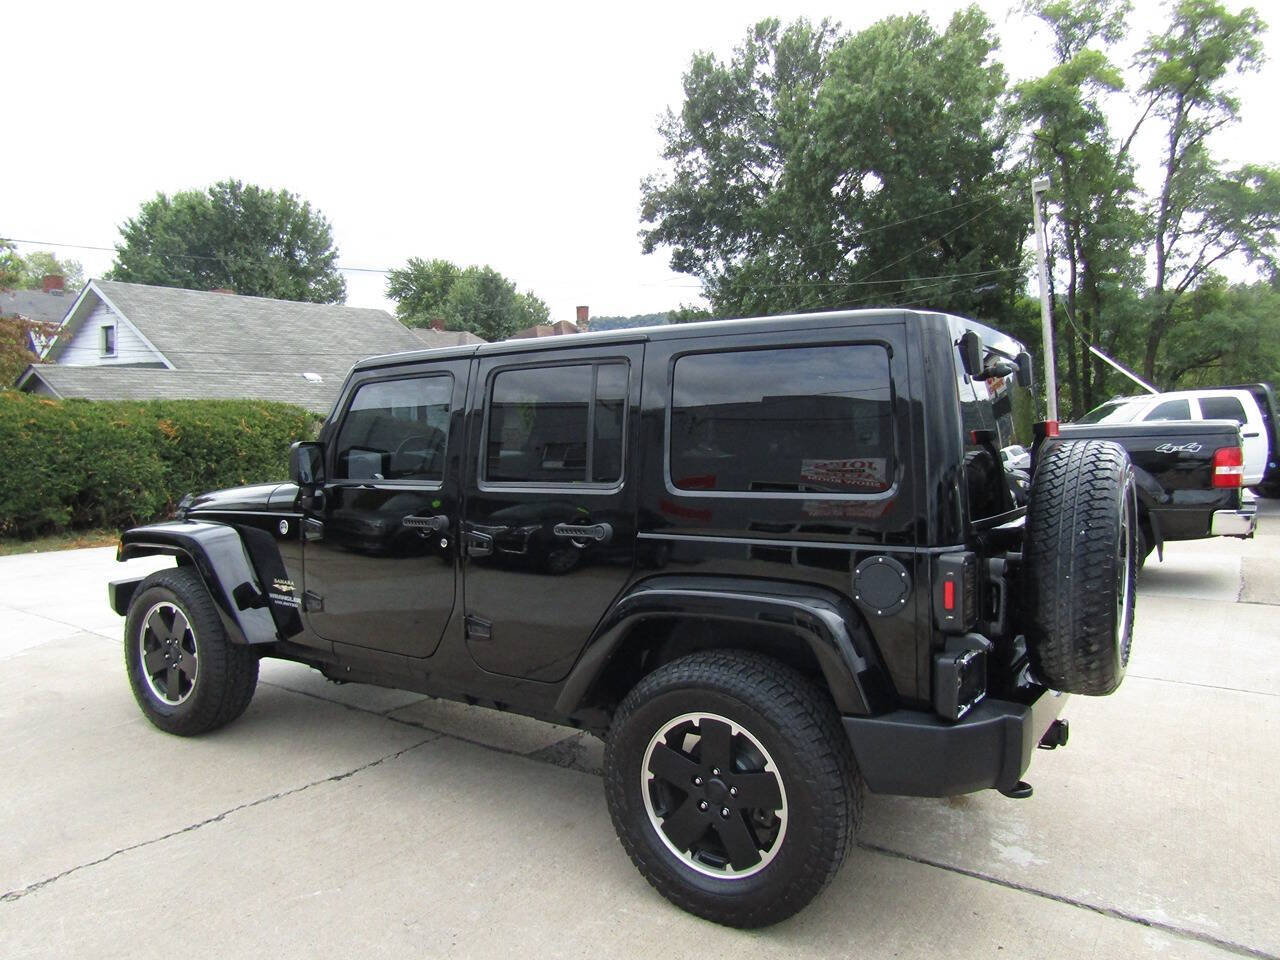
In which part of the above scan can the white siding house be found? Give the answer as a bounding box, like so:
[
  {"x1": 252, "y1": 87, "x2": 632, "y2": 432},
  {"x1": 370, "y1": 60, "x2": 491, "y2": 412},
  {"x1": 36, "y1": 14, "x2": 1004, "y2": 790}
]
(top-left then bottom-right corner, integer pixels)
[
  {"x1": 51, "y1": 299, "x2": 169, "y2": 367},
  {"x1": 16, "y1": 280, "x2": 447, "y2": 413}
]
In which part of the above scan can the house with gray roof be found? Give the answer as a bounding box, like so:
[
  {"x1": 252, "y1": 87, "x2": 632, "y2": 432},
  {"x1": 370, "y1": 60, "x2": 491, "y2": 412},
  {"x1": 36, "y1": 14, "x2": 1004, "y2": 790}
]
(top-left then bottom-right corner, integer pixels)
[
  {"x1": 15, "y1": 280, "x2": 480, "y2": 414},
  {"x1": 1, "y1": 281, "x2": 78, "y2": 354}
]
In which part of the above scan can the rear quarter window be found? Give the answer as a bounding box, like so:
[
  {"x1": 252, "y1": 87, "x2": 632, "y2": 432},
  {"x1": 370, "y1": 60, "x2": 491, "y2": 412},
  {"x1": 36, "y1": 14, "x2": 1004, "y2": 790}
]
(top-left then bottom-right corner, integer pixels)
[
  {"x1": 668, "y1": 344, "x2": 894, "y2": 495},
  {"x1": 1199, "y1": 396, "x2": 1247, "y2": 425}
]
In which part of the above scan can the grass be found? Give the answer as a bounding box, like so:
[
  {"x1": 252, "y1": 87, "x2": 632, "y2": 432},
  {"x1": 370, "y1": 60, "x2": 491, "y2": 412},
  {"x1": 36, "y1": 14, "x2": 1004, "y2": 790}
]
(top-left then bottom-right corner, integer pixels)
[{"x1": 0, "y1": 529, "x2": 120, "y2": 556}]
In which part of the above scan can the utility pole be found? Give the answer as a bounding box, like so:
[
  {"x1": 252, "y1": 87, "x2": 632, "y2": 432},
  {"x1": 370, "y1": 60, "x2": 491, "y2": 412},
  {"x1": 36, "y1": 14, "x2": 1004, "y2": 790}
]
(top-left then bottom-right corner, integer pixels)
[{"x1": 1031, "y1": 176, "x2": 1058, "y2": 421}]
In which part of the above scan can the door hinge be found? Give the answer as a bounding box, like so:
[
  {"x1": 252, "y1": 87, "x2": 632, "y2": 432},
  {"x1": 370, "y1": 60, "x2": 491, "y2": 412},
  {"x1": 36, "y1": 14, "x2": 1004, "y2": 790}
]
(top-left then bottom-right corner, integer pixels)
[
  {"x1": 302, "y1": 590, "x2": 324, "y2": 612},
  {"x1": 465, "y1": 615, "x2": 492, "y2": 641}
]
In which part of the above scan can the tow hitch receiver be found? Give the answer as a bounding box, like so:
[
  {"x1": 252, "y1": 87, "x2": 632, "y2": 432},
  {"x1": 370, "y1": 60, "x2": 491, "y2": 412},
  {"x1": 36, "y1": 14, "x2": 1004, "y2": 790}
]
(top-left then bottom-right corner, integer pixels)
[{"x1": 1038, "y1": 718, "x2": 1070, "y2": 750}]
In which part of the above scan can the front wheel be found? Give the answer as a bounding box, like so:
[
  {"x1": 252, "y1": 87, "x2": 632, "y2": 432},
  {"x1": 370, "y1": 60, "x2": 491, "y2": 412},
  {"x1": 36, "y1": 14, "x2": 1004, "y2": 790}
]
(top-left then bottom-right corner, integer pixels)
[
  {"x1": 604, "y1": 651, "x2": 861, "y2": 928},
  {"x1": 124, "y1": 567, "x2": 259, "y2": 736}
]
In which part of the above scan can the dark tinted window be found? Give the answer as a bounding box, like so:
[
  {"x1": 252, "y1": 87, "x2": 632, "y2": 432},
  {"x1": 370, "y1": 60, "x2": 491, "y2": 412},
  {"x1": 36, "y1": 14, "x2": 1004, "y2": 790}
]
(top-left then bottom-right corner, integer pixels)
[
  {"x1": 670, "y1": 345, "x2": 894, "y2": 494},
  {"x1": 1145, "y1": 399, "x2": 1191, "y2": 422},
  {"x1": 1200, "y1": 396, "x2": 1247, "y2": 424},
  {"x1": 485, "y1": 362, "x2": 628, "y2": 484},
  {"x1": 334, "y1": 375, "x2": 452, "y2": 482}
]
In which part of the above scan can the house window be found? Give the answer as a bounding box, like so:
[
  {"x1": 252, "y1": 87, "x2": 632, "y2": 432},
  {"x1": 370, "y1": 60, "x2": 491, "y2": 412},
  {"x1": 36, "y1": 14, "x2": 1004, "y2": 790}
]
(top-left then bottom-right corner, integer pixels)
[{"x1": 101, "y1": 325, "x2": 117, "y2": 357}]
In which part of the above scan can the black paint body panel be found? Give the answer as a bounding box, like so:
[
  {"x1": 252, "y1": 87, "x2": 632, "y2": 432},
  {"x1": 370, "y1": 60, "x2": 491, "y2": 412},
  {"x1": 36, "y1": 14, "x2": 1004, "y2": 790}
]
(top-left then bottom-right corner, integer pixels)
[{"x1": 114, "y1": 308, "x2": 1086, "y2": 797}]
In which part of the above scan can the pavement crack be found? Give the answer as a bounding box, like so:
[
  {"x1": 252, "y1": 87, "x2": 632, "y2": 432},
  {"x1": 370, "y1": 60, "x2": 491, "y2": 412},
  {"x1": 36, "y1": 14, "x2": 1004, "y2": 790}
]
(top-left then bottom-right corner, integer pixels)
[
  {"x1": 1127, "y1": 672, "x2": 1278, "y2": 698},
  {"x1": 0, "y1": 735, "x2": 440, "y2": 905},
  {"x1": 859, "y1": 841, "x2": 1278, "y2": 960}
]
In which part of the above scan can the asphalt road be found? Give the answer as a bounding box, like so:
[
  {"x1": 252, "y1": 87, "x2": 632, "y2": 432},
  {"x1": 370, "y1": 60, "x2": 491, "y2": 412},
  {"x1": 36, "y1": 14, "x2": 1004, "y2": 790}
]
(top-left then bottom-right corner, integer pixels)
[{"x1": 1, "y1": 506, "x2": 1277, "y2": 960}]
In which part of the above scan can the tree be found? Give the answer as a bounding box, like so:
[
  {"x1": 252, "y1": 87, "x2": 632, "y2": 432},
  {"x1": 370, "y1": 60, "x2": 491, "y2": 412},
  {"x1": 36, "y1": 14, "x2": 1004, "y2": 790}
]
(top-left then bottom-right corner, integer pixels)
[
  {"x1": 9, "y1": 251, "x2": 85, "y2": 291},
  {"x1": 109, "y1": 180, "x2": 346, "y2": 303},
  {"x1": 1014, "y1": 0, "x2": 1146, "y2": 414},
  {"x1": 1137, "y1": 0, "x2": 1278, "y2": 382},
  {"x1": 0, "y1": 238, "x2": 21, "y2": 290},
  {"x1": 640, "y1": 11, "x2": 1028, "y2": 326},
  {"x1": 386, "y1": 257, "x2": 549, "y2": 341}
]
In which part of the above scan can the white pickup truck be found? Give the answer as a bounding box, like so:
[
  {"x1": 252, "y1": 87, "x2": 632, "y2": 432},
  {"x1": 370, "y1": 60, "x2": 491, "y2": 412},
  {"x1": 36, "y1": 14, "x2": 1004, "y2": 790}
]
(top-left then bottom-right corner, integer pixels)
[{"x1": 1079, "y1": 387, "x2": 1270, "y2": 487}]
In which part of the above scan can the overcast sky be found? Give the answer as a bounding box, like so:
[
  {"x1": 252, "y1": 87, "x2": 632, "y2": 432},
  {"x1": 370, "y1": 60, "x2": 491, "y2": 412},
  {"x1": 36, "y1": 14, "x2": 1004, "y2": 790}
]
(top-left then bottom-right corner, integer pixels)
[{"x1": 5, "y1": 0, "x2": 1278, "y2": 323}]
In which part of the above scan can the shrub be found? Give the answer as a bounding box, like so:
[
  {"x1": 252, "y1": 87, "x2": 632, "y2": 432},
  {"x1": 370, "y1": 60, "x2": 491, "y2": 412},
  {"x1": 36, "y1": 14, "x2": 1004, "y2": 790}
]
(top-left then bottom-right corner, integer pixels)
[{"x1": 0, "y1": 393, "x2": 320, "y2": 538}]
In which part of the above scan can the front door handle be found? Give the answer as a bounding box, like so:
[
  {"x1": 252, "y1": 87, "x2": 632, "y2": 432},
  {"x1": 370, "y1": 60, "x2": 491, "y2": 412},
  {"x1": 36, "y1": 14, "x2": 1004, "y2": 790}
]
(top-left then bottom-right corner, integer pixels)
[{"x1": 403, "y1": 514, "x2": 449, "y2": 533}]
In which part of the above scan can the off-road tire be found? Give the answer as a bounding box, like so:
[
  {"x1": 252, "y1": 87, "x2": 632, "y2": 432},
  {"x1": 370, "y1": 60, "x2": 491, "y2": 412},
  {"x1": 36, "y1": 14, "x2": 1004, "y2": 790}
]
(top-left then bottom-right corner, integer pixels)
[
  {"x1": 1025, "y1": 439, "x2": 1137, "y2": 695},
  {"x1": 124, "y1": 567, "x2": 259, "y2": 735},
  {"x1": 604, "y1": 650, "x2": 861, "y2": 928}
]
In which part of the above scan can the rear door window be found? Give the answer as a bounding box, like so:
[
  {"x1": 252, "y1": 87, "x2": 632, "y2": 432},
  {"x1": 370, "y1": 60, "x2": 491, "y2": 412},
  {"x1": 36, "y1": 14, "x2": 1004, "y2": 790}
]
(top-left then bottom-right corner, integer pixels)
[
  {"x1": 484, "y1": 361, "x2": 628, "y2": 485},
  {"x1": 1144, "y1": 399, "x2": 1191, "y2": 422},
  {"x1": 669, "y1": 344, "x2": 894, "y2": 495}
]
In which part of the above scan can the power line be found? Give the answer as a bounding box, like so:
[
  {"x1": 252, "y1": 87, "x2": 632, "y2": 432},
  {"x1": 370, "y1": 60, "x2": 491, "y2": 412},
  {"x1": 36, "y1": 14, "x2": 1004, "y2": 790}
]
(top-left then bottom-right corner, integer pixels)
[{"x1": 3, "y1": 237, "x2": 392, "y2": 275}]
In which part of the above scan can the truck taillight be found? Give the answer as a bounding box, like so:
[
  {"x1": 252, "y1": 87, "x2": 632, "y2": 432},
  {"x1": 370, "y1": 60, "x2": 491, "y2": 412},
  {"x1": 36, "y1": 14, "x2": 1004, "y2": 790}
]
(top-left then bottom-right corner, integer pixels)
[
  {"x1": 935, "y1": 553, "x2": 976, "y2": 632},
  {"x1": 1212, "y1": 447, "x2": 1245, "y2": 488}
]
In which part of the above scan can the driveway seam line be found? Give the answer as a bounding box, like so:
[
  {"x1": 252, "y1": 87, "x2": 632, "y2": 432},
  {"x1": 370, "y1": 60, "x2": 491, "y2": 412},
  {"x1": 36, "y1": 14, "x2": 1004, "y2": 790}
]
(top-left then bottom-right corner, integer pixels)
[
  {"x1": 1127, "y1": 673, "x2": 1278, "y2": 698},
  {"x1": 0, "y1": 735, "x2": 441, "y2": 905},
  {"x1": 859, "y1": 841, "x2": 1277, "y2": 960}
]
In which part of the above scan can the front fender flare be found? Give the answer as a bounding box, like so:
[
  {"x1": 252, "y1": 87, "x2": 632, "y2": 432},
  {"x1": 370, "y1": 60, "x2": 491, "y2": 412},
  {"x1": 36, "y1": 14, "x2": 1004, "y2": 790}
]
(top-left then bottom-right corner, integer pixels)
[
  {"x1": 555, "y1": 575, "x2": 894, "y2": 718},
  {"x1": 115, "y1": 521, "x2": 278, "y2": 645}
]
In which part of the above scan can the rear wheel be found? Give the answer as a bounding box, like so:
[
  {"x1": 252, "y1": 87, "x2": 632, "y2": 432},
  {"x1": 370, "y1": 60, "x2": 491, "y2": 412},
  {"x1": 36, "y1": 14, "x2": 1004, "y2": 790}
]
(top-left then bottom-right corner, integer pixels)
[
  {"x1": 604, "y1": 650, "x2": 860, "y2": 928},
  {"x1": 124, "y1": 567, "x2": 259, "y2": 735},
  {"x1": 1025, "y1": 439, "x2": 1137, "y2": 695}
]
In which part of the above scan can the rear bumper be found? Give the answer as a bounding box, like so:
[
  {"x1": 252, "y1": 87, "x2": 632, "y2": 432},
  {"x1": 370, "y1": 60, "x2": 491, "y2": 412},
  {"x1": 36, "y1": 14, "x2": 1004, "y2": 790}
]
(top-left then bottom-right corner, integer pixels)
[
  {"x1": 1211, "y1": 493, "x2": 1257, "y2": 537},
  {"x1": 842, "y1": 689, "x2": 1068, "y2": 797}
]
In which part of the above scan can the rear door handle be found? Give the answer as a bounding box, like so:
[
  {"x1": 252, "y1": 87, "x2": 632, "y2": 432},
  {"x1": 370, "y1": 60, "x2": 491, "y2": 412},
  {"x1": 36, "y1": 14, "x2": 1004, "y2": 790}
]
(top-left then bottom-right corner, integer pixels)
[
  {"x1": 552, "y1": 522, "x2": 613, "y2": 544},
  {"x1": 1242, "y1": 431, "x2": 1260, "y2": 438},
  {"x1": 403, "y1": 514, "x2": 449, "y2": 533}
]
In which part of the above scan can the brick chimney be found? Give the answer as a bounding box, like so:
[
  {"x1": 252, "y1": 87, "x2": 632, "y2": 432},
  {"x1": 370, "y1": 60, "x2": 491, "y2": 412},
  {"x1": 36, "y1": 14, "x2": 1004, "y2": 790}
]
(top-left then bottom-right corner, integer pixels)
[
  {"x1": 210, "y1": 287, "x2": 235, "y2": 295},
  {"x1": 42, "y1": 274, "x2": 65, "y2": 294},
  {"x1": 430, "y1": 316, "x2": 446, "y2": 332},
  {"x1": 576, "y1": 305, "x2": 589, "y2": 331}
]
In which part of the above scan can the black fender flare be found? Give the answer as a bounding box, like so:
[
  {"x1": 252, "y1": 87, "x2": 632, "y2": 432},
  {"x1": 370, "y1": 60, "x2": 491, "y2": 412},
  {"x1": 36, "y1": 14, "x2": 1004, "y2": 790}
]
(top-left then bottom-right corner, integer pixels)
[
  {"x1": 113, "y1": 521, "x2": 279, "y2": 645},
  {"x1": 554, "y1": 575, "x2": 894, "y2": 717}
]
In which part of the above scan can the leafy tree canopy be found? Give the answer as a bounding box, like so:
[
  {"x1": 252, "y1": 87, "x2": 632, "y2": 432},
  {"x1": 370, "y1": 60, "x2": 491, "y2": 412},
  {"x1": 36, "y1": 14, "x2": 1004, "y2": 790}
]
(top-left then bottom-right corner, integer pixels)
[
  {"x1": 386, "y1": 257, "x2": 549, "y2": 342},
  {"x1": 108, "y1": 180, "x2": 346, "y2": 303},
  {"x1": 641, "y1": 10, "x2": 1027, "y2": 325},
  {"x1": 0, "y1": 246, "x2": 84, "y2": 292}
]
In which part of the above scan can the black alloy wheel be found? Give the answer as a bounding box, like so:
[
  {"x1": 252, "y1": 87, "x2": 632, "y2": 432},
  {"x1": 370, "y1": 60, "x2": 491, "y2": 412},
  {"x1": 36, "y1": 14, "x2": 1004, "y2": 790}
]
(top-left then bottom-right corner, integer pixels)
[
  {"x1": 605, "y1": 650, "x2": 861, "y2": 928},
  {"x1": 124, "y1": 567, "x2": 259, "y2": 736}
]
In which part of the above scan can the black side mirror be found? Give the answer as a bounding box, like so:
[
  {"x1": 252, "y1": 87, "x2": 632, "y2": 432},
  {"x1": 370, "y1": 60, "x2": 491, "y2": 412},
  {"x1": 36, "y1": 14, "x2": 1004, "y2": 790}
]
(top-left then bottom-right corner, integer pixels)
[
  {"x1": 1016, "y1": 351, "x2": 1035, "y2": 389},
  {"x1": 959, "y1": 331, "x2": 984, "y2": 378},
  {"x1": 290, "y1": 441, "x2": 325, "y2": 486}
]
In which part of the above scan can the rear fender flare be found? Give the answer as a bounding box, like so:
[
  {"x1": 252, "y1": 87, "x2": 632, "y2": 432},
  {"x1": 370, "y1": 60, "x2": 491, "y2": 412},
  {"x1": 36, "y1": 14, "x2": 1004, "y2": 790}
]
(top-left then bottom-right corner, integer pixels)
[
  {"x1": 116, "y1": 521, "x2": 278, "y2": 645},
  {"x1": 555, "y1": 575, "x2": 894, "y2": 718}
]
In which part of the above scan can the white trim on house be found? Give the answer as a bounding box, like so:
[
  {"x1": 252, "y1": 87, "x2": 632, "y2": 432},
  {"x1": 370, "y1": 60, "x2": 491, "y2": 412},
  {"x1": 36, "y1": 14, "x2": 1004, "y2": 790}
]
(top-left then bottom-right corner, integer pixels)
[
  {"x1": 88, "y1": 283, "x2": 175, "y2": 370},
  {"x1": 43, "y1": 281, "x2": 174, "y2": 369}
]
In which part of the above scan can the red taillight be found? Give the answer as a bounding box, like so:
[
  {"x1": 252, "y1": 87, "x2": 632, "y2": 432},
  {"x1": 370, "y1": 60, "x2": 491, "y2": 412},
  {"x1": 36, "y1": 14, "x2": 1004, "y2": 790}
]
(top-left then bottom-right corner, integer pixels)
[
  {"x1": 943, "y1": 580, "x2": 956, "y2": 611},
  {"x1": 1212, "y1": 446, "x2": 1244, "y2": 488},
  {"x1": 1043, "y1": 420, "x2": 1060, "y2": 437}
]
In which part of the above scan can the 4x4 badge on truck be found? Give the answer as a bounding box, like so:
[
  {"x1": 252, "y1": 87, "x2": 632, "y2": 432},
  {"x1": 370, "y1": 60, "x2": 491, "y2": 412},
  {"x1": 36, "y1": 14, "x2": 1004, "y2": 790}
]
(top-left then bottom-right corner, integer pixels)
[{"x1": 1155, "y1": 442, "x2": 1202, "y2": 454}]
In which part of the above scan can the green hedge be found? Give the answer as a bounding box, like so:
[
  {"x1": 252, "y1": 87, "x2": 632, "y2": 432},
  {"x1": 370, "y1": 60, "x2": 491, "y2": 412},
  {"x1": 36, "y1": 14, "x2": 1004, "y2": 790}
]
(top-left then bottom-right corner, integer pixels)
[{"x1": 0, "y1": 393, "x2": 321, "y2": 538}]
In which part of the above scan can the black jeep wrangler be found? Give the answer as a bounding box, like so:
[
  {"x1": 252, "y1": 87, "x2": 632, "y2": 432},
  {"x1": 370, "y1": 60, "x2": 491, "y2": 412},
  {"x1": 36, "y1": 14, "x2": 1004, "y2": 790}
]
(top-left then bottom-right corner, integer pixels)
[{"x1": 111, "y1": 310, "x2": 1137, "y2": 927}]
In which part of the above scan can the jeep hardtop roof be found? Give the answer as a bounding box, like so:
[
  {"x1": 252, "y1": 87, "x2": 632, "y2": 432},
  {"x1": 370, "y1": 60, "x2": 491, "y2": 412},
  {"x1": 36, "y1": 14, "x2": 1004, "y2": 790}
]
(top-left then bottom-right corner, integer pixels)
[{"x1": 352, "y1": 307, "x2": 956, "y2": 373}]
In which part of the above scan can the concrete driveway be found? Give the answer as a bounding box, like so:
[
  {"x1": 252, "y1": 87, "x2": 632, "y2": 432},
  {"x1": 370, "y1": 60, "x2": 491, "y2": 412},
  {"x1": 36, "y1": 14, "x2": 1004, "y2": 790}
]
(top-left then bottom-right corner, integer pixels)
[{"x1": 1, "y1": 507, "x2": 1277, "y2": 960}]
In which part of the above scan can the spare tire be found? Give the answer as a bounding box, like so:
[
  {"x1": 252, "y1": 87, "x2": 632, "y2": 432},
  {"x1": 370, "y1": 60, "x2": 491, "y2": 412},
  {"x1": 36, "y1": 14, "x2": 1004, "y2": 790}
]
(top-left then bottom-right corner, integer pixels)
[{"x1": 1024, "y1": 439, "x2": 1137, "y2": 695}]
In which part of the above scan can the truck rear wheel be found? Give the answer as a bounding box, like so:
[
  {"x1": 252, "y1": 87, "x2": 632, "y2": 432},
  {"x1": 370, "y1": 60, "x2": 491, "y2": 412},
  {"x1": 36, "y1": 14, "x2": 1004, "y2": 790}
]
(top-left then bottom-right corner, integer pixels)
[
  {"x1": 1025, "y1": 439, "x2": 1137, "y2": 695},
  {"x1": 603, "y1": 650, "x2": 861, "y2": 928}
]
